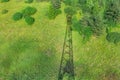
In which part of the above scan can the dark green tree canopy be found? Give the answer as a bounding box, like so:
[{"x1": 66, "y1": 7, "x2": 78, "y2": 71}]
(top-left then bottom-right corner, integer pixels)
[{"x1": 48, "y1": 0, "x2": 120, "y2": 43}]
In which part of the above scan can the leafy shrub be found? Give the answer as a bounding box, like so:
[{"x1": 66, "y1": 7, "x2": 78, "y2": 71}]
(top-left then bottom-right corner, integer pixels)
[
  {"x1": 22, "y1": 6, "x2": 37, "y2": 17},
  {"x1": 12, "y1": 12, "x2": 23, "y2": 21},
  {"x1": 1, "y1": 9, "x2": 8, "y2": 14},
  {"x1": 25, "y1": 0, "x2": 33, "y2": 3},
  {"x1": 72, "y1": 17, "x2": 93, "y2": 42},
  {"x1": 47, "y1": 5, "x2": 61, "y2": 19},
  {"x1": 106, "y1": 32, "x2": 120, "y2": 44},
  {"x1": 64, "y1": 7, "x2": 76, "y2": 16},
  {"x1": 104, "y1": 1, "x2": 120, "y2": 26},
  {"x1": 89, "y1": 16, "x2": 103, "y2": 36},
  {"x1": 1, "y1": 0, "x2": 9, "y2": 2},
  {"x1": 63, "y1": 0, "x2": 73, "y2": 6},
  {"x1": 25, "y1": 16, "x2": 35, "y2": 25}
]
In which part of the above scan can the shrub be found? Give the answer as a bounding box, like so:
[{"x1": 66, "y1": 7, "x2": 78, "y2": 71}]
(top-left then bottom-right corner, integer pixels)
[
  {"x1": 104, "y1": 1, "x2": 120, "y2": 26},
  {"x1": 47, "y1": 5, "x2": 61, "y2": 19},
  {"x1": 64, "y1": 7, "x2": 76, "y2": 16},
  {"x1": 22, "y1": 6, "x2": 37, "y2": 17},
  {"x1": 25, "y1": 16, "x2": 35, "y2": 25},
  {"x1": 12, "y1": 12, "x2": 23, "y2": 21},
  {"x1": 63, "y1": 0, "x2": 72, "y2": 6},
  {"x1": 72, "y1": 17, "x2": 93, "y2": 42},
  {"x1": 1, "y1": 9, "x2": 8, "y2": 14},
  {"x1": 25, "y1": 0, "x2": 33, "y2": 3},
  {"x1": 106, "y1": 32, "x2": 120, "y2": 44},
  {"x1": 1, "y1": 0, "x2": 9, "y2": 2}
]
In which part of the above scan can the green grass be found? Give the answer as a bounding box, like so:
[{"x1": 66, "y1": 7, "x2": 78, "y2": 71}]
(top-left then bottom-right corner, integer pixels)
[{"x1": 0, "y1": 1, "x2": 120, "y2": 80}]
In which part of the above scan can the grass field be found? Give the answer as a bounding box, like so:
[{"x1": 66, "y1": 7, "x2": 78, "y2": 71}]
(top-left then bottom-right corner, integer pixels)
[{"x1": 0, "y1": 1, "x2": 120, "y2": 80}]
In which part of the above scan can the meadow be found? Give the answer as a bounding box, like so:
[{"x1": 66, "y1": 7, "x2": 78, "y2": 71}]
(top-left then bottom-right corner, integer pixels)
[{"x1": 0, "y1": 0, "x2": 120, "y2": 80}]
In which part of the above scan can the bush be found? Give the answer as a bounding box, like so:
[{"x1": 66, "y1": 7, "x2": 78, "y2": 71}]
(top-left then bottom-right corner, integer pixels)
[
  {"x1": 22, "y1": 6, "x2": 37, "y2": 17},
  {"x1": 63, "y1": 0, "x2": 72, "y2": 6},
  {"x1": 25, "y1": 16, "x2": 35, "y2": 25},
  {"x1": 47, "y1": 5, "x2": 61, "y2": 19},
  {"x1": 72, "y1": 17, "x2": 93, "y2": 42},
  {"x1": 106, "y1": 32, "x2": 120, "y2": 44},
  {"x1": 12, "y1": 12, "x2": 23, "y2": 21},
  {"x1": 1, "y1": 9, "x2": 8, "y2": 14},
  {"x1": 104, "y1": 1, "x2": 120, "y2": 26},
  {"x1": 64, "y1": 7, "x2": 76, "y2": 16},
  {"x1": 1, "y1": 0, "x2": 9, "y2": 2},
  {"x1": 25, "y1": 0, "x2": 33, "y2": 3}
]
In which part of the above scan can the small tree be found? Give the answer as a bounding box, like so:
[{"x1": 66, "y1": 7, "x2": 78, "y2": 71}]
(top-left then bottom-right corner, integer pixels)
[
  {"x1": 12, "y1": 12, "x2": 23, "y2": 21},
  {"x1": 25, "y1": 0, "x2": 33, "y2": 3},
  {"x1": 25, "y1": 16, "x2": 35, "y2": 25},
  {"x1": 22, "y1": 6, "x2": 37, "y2": 17},
  {"x1": 104, "y1": 1, "x2": 120, "y2": 26},
  {"x1": 1, "y1": 0, "x2": 9, "y2": 3},
  {"x1": 48, "y1": 0, "x2": 120, "y2": 42},
  {"x1": 47, "y1": 5, "x2": 61, "y2": 19},
  {"x1": 106, "y1": 32, "x2": 120, "y2": 44}
]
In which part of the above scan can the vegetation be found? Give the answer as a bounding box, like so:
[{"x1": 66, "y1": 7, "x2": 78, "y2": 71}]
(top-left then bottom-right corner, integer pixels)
[
  {"x1": 12, "y1": 12, "x2": 23, "y2": 21},
  {"x1": 25, "y1": 0, "x2": 33, "y2": 3},
  {"x1": 51, "y1": 0, "x2": 61, "y2": 9},
  {"x1": 47, "y1": 5, "x2": 61, "y2": 19},
  {"x1": 12, "y1": 6, "x2": 37, "y2": 25},
  {"x1": 1, "y1": 9, "x2": 8, "y2": 14},
  {"x1": 0, "y1": 0, "x2": 120, "y2": 80},
  {"x1": 64, "y1": 7, "x2": 76, "y2": 16},
  {"x1": 104, "y1": 0, "x2": 120, "y2": 26},
  {"x1": 22, "y1": 6, "x2": 37, "y2": 17},
  {"x1": 25, "y1": 16, "x2": 35, "y2": 25},
  {"x1": 106, "y1": 32, "x2": 120, "y2": 44},
  {"x1": 1, "y1": 0, "x2": 9, "y2": 2}
]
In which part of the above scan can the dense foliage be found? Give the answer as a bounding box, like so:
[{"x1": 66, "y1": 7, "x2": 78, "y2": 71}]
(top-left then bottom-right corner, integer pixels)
[
  {"x1": 12, "y1": 12, "x2": 23, "y2": 21},
  {"x1": 47, "y1": 5, "x2": 61, "y2": 19},
  {"x1": 66, "y1": 0, "x2": 120, "y2": 42},
  {"x1": 104, "y1": 0, "x2": 120, "y2": 26},
  {"x1": 12, "y1": 6, "x2": 37, "y2": 25},
  {"x1": 72, "y1": 17, "x2": 93, "y2": 42},
  {"x1": 106, "y1": 32, "x2": 120, "y2": 44},
  {"x1": 22, "y1": 6, "x2": 37, "y2": 17},
  {"x1": 25, "y1": 0, "x2": 33, "y2": 3},
  {"x1": 1, "y1": 0, "x2": 9, "y2": 2},
  {"x1": 64, "y1": 7, "x2": 76, "y2": 16},
  {"x1": 25, "y1": 16, "x2": 35, "y2": 25}
]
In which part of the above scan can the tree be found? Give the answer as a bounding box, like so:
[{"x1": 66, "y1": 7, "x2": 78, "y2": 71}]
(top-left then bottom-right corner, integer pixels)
[
  {"x1": 12, "y1": 12, "x2": 23, "y2": 21},
  {"x1": 104, "y1": 0, "x2": 120, "y2": 26},
  {"x1": 106, "y1": 32, "x2": 120, "y2": 44},
  {"x1": 48, "y1": 0, "x2": 120, "y2": 41}
]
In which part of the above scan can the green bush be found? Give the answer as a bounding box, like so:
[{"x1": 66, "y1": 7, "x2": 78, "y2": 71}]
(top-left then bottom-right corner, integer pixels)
[
  {"x1": 25, "y1": 16, "x2": 35, "y2": 25},
  {"x1": 106, "y1": 32, "x2": 120, "y2": 44},
  {"x1": 63, "y1": 0, "x2": 73, "y2": 6},
  {"x1": 25, "y1": 0, "x2": 33, "y2": 3},
  {"x1": 104, "y1": 1, "x2": 120, "y2": 26},
  {"x1": 1, "y1": 0, "x2": 9, "y2": 2},
  {"x1": 22, "y1": 6, "x2": 37, "y2": 17},
  {"x1": 12, "y1": 12, "x2": 23, "y2": 21},
  {"x1": 72, "y1": 17, "x2": 93, "y2": 42},
  {"x1": 64, "y1": 7, "x2": 76, "y2": 16},
  {"x1": 1, "y1": 9, "x2": 8, "y2": 14},
  {"x1": 47, "y1": 5, "x2": 61, "y2": 19}
]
